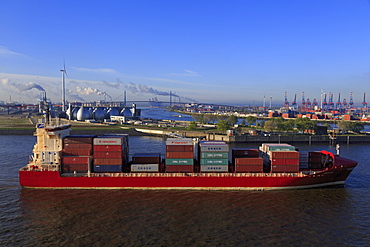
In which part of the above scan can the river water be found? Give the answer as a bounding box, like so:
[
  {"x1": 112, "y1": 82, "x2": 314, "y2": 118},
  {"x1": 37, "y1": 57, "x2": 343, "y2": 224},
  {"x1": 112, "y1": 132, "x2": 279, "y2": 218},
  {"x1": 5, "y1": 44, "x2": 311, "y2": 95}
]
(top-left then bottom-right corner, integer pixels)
[
  {"x1": 1, "y1": 134, "x2": 370, "y2": 246},
  {"x1": 1, "y1": 108, "x2": 370, "y2": 246}
]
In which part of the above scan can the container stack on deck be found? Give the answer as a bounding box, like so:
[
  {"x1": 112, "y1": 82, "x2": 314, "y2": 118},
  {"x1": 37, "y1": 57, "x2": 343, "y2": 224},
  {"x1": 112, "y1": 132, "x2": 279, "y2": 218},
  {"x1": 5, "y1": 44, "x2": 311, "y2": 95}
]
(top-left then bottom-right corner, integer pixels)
[
  {"x1": 93, "y1": 135, "x2": 129, "y2": 172},
  {"x1": 131, "y1": 153, "x2": 161, "y2": 172},
  {"x1": 260, "y1": 144, "x2": 299, "y2": 173},
  {"x1": 61, "y1": 135, "x2": 95, "y2": 173},
  {"x1": 199, "y1": 141, "x2": 229, "y2": 172},
  {"x1": 232, "y1": 148, "x2": 263, "y2": 173},
  {"x1": 165, "y1": 138, "x2": 194, "y2": 172}
]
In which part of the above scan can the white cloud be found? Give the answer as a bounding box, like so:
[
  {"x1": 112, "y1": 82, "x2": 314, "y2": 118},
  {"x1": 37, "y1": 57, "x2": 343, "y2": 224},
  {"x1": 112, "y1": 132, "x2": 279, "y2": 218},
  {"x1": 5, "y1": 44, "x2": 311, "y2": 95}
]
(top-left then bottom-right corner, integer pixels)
[
  {"x1": 0, "y1": 46, "x2": 24, "y2": 56},
  {"x1": 71, "y1": 67, "x2": 118, "y2": 74},
  {"x1": 168, "y1": 69, "x2": 200, "y2": 77}
]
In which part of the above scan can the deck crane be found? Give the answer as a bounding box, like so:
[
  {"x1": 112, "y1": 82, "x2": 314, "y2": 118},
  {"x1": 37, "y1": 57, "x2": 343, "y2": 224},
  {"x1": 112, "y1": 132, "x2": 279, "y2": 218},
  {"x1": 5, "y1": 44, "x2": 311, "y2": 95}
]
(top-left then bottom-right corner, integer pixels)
[
  {"x1": 322, "y1": 93, "x2": 328, "y2": 111},
  {"x1": 306, "y1": 98, "x2": 311, "y2": 110}
]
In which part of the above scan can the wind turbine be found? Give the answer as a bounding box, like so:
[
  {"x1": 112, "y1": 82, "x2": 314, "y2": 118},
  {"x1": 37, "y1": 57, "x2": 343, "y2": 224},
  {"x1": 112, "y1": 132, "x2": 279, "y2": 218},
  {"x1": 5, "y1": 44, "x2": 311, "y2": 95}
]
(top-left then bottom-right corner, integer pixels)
[{"x1": 60, "y1": 62, "x2": 67, "y2": 112}]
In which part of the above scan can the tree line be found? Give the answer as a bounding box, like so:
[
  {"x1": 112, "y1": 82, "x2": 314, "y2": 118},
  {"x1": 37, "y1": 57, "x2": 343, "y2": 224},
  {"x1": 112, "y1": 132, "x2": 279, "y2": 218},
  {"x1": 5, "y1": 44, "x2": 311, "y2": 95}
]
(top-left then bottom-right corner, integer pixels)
[{"x1": 188, "y1": 113, "x2": 365, "y2": 134}]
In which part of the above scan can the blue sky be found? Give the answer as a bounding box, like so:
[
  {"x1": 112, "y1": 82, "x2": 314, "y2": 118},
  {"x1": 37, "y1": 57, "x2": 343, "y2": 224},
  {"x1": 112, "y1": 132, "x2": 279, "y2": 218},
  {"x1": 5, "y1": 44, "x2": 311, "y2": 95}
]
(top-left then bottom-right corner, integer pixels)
[{"x1": 1, "y1": 0, "x2": 370, "y2": 106}]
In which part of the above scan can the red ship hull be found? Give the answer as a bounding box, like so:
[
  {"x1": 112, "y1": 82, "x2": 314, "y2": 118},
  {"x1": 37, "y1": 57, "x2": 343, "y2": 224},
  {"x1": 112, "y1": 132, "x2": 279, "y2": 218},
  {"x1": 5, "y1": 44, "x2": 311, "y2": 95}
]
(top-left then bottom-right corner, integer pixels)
[{"x1": 19, "y1": 157, "x2": 357, "y2": 190}]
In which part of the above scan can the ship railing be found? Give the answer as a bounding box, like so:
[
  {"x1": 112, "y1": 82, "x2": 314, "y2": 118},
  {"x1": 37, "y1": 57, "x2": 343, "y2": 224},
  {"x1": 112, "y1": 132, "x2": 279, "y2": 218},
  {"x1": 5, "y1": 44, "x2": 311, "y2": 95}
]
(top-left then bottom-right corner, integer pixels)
[{"x1": 87, "y1": 172, "x2": 305, "y2": 178}]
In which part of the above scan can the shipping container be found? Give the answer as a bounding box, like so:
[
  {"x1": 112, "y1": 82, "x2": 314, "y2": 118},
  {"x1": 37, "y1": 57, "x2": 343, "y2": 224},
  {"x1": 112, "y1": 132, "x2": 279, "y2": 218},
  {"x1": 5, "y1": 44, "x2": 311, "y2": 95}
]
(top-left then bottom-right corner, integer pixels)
[
  {"x1": 93, "y1": 151, "x2": 124, "y2": 159},
  {"x1": 61, "y1": 164, "x2": 89, "y2": 172},
  {"x1": 61, "y1": 156, "x2": 91, "y2": 165},
  {"x1": 63, "y1": 143, "x2": 93, "y2": 150},
  {"x1": 270, "y1": 158, "x2": 300, "y2": 165},
  {"x1": 232, "y1": 148, "x2": 259, "y2": 157},
  {"x1": 166, "y1": 152, "x2": 194, "y2": 159},
  {"x1": 165, "y1": 158, "x2": 194, "y2": 165},
  {"x1": 132, "y1": 153, "x2": 161, "y2": 164},
  {"x1": 268, "y1": 151, "x2": 300, "y2": 159},
  {"x1": 93, "y1": 165, "x2": 122, "y2": 172},
  {"x1": 94, "y1": 158, "x2": 123, "y2": 165},
  {"x1": 62, "y1": 148, "x2": 92, "y2": 156},
  {"x1": 166, "y1": 145, "x2": 194, "y2": 152},
  {"x1": 93, "y1": 145, "x2": 124, "y2": 152},
  {"x1": 235, "y1": 164, "x2": 263, "y2": 173},
  {"x1": 270, "y1": 165, "x2": 299, "y2": 173},
  {"x1": 93, "y1": 136, "x2": 127, "y2": 146},
  {"x1": 200, "y1": 158, "x2": 229, "y2": 165},
  {"x1": 166, "y1": 138, "x2": 193, "y2": 145},
  {"x1": 199, "y1": 141, "x2": 229, "y2": 152},
  {"x1": 261, "y1": 143, "x2": 295, "y2": 152},
  {"x1": 200, "y1": 152, "x2": 229, "y2": 159},
  {"x1": 235, "y1": 157, "x2": 263, "y2": 165},
  {"x1": 165, "y1": 165, "x2": 194, "y2": 172},
  {"x1": 200, "y1": 165, "x2": 229, "y2": 172},
  {"x1": 63, "y1": 135, "x2": 96, "y2": 144},
  {"x1": 131, "y1": 164, "x2": 159, "y2": 172}
]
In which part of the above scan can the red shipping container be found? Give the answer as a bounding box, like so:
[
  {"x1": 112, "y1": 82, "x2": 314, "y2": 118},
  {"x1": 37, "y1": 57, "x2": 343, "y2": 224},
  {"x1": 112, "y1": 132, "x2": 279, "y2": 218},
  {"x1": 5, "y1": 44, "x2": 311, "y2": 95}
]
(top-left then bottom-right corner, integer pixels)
[
  {"x1": 62, "y1": 164, "x2": 89, "y2": 172},
  {"x1": 94, "y1": 158, "x2": 123, "y2": 165},
  {"x1": 63, "y1": 143, "x2": 93, "y2": 150},
  {"x1": 268, "y1": 151, "x2": 299, "y2": 159},
  {"x1": 166, "y1": 152, "x2": 194, "y2": 159},
  {"x1": 235, "y1": 164, "x2": 263, "y2": 173},
  {"x1": 232, "y1": 148, "x2": 259, "y2": 157},
  {"x1": 64, "y1": 136, "x2": 95, "y2": 144},
  {"x1": 93, "y1": 151, "x2": 124, "y2": 159},
  {"x1": 62, "y1": 156, "x2": 91, "y2": 165},
  {"x1": 271, "y1": 158, "x2": 300, "y2": 165},
  {"x1": 235, "y1": 157, "x2": 263, "y2": 165},
  {"x1": 166, "y1": 145, "x2": 194, "y2": 152},
  {"x1": 93, "y1": 145, "x2": 123, "y2": 152},
  {"x1": 271, "y1": 165, "x2": 299, "y2": 173},
  {"x1": 62, "y1": 148, "x2": 92, "y2": 156},
  {"x1": 166, "y1": 165, "x2": 194, "y2": 172}
]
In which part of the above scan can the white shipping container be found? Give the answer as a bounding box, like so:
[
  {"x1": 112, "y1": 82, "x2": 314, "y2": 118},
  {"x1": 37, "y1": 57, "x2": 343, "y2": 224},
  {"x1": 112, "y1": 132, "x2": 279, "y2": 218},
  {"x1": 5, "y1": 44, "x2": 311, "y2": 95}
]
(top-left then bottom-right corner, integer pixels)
[
  {"x1": 200, "y1": 165, "x2": 229, "y2": 172},
  {"x1": 131, "y1": 164, "x2": 159, "y2": 172},
  {"x1": 199, "y1": 145, "x2": 229, "y2": 152}
]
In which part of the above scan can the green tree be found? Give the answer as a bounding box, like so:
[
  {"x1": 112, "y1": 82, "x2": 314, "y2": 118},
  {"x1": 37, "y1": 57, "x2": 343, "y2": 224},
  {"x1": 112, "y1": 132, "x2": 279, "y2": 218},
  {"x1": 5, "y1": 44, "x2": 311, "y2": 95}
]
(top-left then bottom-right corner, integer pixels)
[
  {"x1": 246, "y1": 116, "x2": 257, "y2": 126},
  {"x1": 192, "y1": 113, "x2": 204, "y2": 123},
  {"x1": 295, "y1": 118, "x2": 316, "y2": 132},
  {"x1": 241, "y1": 119, "x2": 246, "y2": 126},
  {"x1": 204, "y1": 114, "x2": 217, "y2": 124},
  {"x1": 227, "y1": 115, "x2": 238, "y2": 126},
  {"x1": 187, "y1": 121, "x2": 197, "y2": 131},
  {"x1": 264, "y1": 120, "x2": 276, "y2": 132},
  {"x1": 338, "y1": 121, "x2": 364, "y2": 133},
  {"x1": 217, "y1": 120, "x2": 230, "y2": 133}
]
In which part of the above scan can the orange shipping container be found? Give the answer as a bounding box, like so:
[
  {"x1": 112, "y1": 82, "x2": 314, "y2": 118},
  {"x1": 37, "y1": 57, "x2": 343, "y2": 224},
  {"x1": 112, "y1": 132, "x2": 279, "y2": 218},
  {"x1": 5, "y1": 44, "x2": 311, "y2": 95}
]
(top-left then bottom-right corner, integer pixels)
[
  {"x1": 166, "y1": 152, "x2": 194, "y2": 159},
  {"x1": 268, "y1": 151, "x2": 300, "y2": 159}
]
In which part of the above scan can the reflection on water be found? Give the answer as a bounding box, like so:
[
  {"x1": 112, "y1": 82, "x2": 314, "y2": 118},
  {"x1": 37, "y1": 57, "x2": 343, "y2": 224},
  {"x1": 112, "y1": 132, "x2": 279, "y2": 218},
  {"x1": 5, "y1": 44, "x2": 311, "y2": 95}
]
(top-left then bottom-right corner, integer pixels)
[{"x1": 19, "y1": 188, "x2": 370, "y2": 246}]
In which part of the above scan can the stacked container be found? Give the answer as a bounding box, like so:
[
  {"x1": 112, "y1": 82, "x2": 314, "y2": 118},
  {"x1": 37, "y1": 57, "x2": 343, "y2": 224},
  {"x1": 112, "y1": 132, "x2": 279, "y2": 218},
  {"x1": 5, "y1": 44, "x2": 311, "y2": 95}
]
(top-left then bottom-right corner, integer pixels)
[
  {"x1": 131, "y1": 153, "x2": 161, "y2": 172},
  {"x1": 232, "y1": 148, "x2": 263, "y2": 173},
  {"x1": 165, "y1": 138, "x2": 194, "y2": 172},
  {"x1": 61, "y1": 135, "x2": 95, "y2": 173},
  {"x1": 199, "y1": 141, "x2": 229, "y2": 172},
  {"x1": 93, "y1": 135, "x2": 129, "y2": 172},
  {"x1": 260, "y1": 143, "x2": 299, "y2": 173}
]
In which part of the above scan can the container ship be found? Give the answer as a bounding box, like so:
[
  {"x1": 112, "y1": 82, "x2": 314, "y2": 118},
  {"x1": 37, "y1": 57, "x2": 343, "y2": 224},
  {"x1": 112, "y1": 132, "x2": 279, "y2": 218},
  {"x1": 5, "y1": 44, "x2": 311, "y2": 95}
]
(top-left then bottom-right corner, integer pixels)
[{"x1": 19, "y1": 118, "x2": 358, "y2": 190}]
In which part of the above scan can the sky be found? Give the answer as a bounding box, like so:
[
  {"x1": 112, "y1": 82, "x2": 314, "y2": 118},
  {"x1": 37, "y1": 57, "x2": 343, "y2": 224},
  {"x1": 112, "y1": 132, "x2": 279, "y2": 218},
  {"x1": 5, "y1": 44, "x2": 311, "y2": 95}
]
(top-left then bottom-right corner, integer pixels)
[{"x1": 1, "y1": 0, "x2": 370, "y2": 106}]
